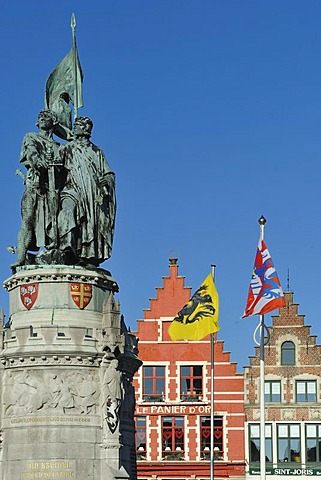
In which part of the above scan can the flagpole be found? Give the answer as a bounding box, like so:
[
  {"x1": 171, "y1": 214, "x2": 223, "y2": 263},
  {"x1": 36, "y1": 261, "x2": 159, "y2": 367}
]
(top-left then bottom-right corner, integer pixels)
[
  {"x1": 71, "y1": 13, "x2": 79, "y2": 120},
  {"x1": 245, "y1": 216, "x2": 284, "y2": 480},
  {"x1": 210, "y1": 264, "x2": 216, "y2": 480},
  {"x1": 258, "y1": 216, "x2": 266, "y2": 480}
]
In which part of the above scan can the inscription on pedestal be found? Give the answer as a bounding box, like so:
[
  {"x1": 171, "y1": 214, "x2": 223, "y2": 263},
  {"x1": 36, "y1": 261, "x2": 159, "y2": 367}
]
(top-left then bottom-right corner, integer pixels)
[{"x1": 21, "y1": 460, "x2": 75, "y2": 479}]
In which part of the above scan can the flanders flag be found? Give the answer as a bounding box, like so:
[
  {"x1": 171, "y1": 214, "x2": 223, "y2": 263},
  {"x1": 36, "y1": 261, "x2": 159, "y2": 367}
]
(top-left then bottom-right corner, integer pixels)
[{"x1": 168, "y1": 273, "x2": 219, "y2": 341}]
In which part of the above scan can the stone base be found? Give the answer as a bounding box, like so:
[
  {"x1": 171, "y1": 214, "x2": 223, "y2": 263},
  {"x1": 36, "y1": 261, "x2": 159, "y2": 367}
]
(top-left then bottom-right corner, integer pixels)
[{"x1": 0, "y1": 265, "x2": 139, "y2": 480}]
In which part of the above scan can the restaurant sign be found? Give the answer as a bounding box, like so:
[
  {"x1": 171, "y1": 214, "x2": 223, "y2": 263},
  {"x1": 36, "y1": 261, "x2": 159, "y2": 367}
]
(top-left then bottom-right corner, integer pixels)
[
  {"x1": 250, "y1": 467, "x2": 321, "y2": 476},
  {"x1": 136, "y1": 404, "x2": 211, "y2": 415}
]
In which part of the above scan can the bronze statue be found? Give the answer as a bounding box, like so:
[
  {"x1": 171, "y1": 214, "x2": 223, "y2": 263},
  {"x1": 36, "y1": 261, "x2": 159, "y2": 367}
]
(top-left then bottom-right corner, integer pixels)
[
  {"x1": 11, "y1": 110, "x2": 61, "y2": 269},
  {"x1": 11, "y1": 14, "x2": 116, "y2": 271},
  {"x1": 58, "y1": 116, "x2": 116, "y2": 267},
  {"x1": 12, "y1": 114, "x2": 116, "y2": 270}
]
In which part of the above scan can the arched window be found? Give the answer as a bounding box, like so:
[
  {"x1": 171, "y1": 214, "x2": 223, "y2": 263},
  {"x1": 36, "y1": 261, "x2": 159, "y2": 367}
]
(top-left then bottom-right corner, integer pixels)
[{"x1": 281, "y1": 341, "x2": 295, "y2": 365}]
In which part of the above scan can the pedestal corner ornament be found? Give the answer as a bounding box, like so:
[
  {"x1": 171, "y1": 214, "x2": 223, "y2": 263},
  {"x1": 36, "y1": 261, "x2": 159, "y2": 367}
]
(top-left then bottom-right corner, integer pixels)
[
  {"x1": 70, "y1": 283, "x2": 92, "y2": 309},
  {"x1": 20, "y1": 283, "x2": 38, "y2": 310}
]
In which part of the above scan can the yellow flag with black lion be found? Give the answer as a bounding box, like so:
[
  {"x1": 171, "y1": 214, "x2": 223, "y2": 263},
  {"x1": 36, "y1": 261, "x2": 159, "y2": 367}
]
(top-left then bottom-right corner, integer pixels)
[{"x1": 168, "y1": 273, "x2": 219, "y2": 341}]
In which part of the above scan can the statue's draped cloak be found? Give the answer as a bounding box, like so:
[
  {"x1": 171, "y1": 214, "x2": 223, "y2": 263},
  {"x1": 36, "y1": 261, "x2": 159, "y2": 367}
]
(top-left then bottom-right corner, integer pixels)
[{"x1": 59, "y1": 139, "x2": 116, "y2": 264}]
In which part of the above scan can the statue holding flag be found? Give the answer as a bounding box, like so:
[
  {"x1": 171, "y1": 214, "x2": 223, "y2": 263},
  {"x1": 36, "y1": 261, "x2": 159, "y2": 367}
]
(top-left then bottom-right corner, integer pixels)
[
  {"x1": 44, "y1": 14, "x2": 83, "y2": 140},
  {"x1": 11, "y1": 14, "x2": 116, "y2": 270}
]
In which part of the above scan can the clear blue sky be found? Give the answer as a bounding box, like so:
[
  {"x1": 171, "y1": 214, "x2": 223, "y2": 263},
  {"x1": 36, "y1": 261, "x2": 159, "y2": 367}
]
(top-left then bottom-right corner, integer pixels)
[{"x1": 1, "y1": 1, "x2": 321, "y2": 370}]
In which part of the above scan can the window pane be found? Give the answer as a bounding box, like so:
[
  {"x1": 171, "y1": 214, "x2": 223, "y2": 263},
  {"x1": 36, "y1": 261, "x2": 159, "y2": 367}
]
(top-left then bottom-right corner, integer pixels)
[
  {"x1": 308, "y1": 382, "x2": 316, "y2": 393},
  {"x1": 143, "y1": 379, "x2": 153, "y2": 394},
  {"x1": 175, "y1": 417, "x2": 184, "y2": 427},
  {"x1": 290, "y1": 425, "x2": 300, "y2": 437},
  {"x1": 193, "y1": 378, "x2": 202, "y2": 394},
  {"x1": 163, "y1": 417, "x2": 172, "y2": 426},
  {"x1": 202, "y1": 417, "x2": 210, "y2": 427},
  {"x1": 144, "y1": 366, "x2": 153, "y2": 376},
  {"x1": 137, "y1": 417, "x2": 146, "y2": 427},
  {"x1": 297, "y1": 383, "x2": 305, "y2": 394},
  {"x1": 307, "y1": 439, "x2": 317, "y2": 462},
  {"x1": 290, "y1": 439, "x2": 300, "y2": 461},
  {"x1": 181, "y1": 366, "x2": 189, "y2": 376},
  {"x1": 307, "y1": 425, "x2": 317, "y2": 437},
  {"x1": 278, "y1": 439, "x2": 288, "y2": 461},
  {"x1": 193, "y1": 366, "x2": 202, "y2": 376},
  {"x1": 156, "y1": 366, "x2": 165, "y2": 376},
  {"x1": 156, "y1": 378, "x2": 164, "y2": 393},
  {"x1": 278, "y1": 425, "x2": 288, "y2": 437},
  {"x1": 181, "y1": 378, "x2": 190, "y2": 393},
  {"x1": 251, "y1": 425, "x2": 260, "y2": 437},
  {"x1": 250, "y1": 439, "x2": 260, "y2": 462},
  {"x1": 272, "y1": 383, "x2": 280, "y2": 394}
]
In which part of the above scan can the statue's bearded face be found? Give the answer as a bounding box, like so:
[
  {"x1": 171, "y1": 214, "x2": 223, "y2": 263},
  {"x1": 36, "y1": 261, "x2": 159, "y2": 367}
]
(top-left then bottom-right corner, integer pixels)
[{"x1": 73, "y1": 117, "x2": 93, "y2": 137}]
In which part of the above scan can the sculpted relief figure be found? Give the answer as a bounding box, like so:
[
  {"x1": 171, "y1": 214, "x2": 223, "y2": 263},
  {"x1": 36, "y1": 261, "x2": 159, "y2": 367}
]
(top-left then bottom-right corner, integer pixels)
[
  {"x1": 4, "y1": 370, "x2": 98, "y2": 416},
  {"x1": 101, "y1": 357, "x2": 122, "y2": 435},
  {"x1": 12, "y1": 114, "x2": 116, "y2": 269}
]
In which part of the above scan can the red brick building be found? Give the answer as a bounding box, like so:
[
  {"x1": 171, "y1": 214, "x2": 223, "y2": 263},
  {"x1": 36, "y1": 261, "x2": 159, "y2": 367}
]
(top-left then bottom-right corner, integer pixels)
[
  {"x1": 132, "y1": 258, "x2": 246, "y2": 480},
  {"x1": 244, "y1": 291, "x2": 321, "y2": 480}
]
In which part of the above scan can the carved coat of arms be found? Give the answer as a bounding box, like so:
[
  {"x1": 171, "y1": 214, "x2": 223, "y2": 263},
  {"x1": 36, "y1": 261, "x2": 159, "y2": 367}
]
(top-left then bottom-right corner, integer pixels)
[
  {"x1": 70, "y1": 283, "x2": 92, "y2": 309},
  {"x1": 20, "y1": 284, "x2": 39, "y2": 310}
]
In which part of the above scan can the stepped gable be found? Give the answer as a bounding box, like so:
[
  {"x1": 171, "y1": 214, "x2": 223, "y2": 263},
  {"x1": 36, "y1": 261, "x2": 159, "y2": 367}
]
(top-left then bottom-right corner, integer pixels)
[
  {"x1": 143, "y1": 257, "x2": 192, "y2": 319},
  {"x1": 247, "y1": 291, "x2": 318, "y2": 369},
  {"x1": 272, "y1": 291, "x2": 306, "y2": 327}
]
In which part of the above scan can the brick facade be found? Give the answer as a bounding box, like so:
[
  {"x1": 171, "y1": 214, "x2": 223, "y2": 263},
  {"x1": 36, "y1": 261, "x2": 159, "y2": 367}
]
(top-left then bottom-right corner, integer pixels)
[
  {"x1": 133, "y1": 259, "x2": 246, "y2": 480},
  {"x1": 244, "y1": 291, "x2": 321, "y2": 480}
]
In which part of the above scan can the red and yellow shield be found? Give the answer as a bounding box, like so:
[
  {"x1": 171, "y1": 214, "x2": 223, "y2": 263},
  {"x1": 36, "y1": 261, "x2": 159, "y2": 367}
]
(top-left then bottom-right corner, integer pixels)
[
  {"x1": 70, "y1": 283, "x2": 92, "y2": 309},
  {"x1": 20, "y1": 283, "x2": 38, "y2": 310}
]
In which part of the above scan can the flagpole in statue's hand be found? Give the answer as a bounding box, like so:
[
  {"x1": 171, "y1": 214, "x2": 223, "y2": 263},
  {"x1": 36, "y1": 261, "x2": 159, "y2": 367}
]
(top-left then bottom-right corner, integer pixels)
[{"x1": 71, "y1": 12, "x2": 78, "y2": 120}]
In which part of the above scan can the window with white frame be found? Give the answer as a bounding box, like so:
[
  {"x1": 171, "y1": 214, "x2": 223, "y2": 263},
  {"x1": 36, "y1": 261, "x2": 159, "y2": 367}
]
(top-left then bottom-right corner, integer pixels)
[
  {"x1": 142, "y1": 365, "x2": 165, "y2": 401},
  {"x1": 306, "y1": 424, "x2": 321, "y2": 463},
  {"x1": 296, "y1": 380, "x2": 317, "y2": 403},
  {"x1": 277, "y1": 424, "x2": 301, "y2": 463},
  {"x1": 135, "y1": 416, "x2": 146, "y2": 460},
  {"x1": 162, "y1": 416, "x2": 184, "y2": 460},
  {"x1": 265, "y1": 381, "x2": 281, "y2": 403},
  {"x1": 249, "y1": 424, "x2": 272, "y2": 463},
  {"x1": 281, "y1": 341, "x2": 295, "y2": 365},
  {"x1": 180, "y1": 365, "x2": 203, "y2": 401}
]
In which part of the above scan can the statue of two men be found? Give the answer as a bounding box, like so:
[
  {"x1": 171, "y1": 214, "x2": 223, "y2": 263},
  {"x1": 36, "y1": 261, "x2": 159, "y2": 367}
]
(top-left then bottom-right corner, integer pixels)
[{"x1": 12, "y1": 110, "x2": 116, "y2": 270}]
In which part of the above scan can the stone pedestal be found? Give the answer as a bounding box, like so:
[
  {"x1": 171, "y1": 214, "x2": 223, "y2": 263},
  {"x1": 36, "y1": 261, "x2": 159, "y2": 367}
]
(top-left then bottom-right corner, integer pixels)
[{"x1": 0, "y1": 265, "x2": 141, "y2": 480}]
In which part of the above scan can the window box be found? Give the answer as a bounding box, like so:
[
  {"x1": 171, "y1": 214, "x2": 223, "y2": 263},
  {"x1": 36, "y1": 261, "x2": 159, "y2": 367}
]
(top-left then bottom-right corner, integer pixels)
[{"x1": 143, "y1": 394, "x2": 164, "y2": 402}]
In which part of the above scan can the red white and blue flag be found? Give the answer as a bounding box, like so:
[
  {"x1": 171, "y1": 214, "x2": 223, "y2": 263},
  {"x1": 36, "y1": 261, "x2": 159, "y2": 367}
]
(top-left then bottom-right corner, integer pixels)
[{"x1": 243, "y1": 239, "x2": 286, "y2": 318}]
